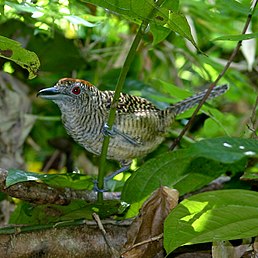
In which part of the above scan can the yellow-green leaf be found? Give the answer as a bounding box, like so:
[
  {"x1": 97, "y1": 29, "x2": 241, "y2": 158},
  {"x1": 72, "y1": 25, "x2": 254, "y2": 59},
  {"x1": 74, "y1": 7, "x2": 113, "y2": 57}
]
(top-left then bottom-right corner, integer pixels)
[{"x1": 0, "y1": 36, "x2": 40, "y2": 79}]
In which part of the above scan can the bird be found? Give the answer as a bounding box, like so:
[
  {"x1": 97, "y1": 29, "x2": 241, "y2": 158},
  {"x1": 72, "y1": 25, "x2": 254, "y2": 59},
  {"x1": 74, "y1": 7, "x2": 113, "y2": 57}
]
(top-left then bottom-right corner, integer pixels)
[{"x1": 37, "y1": 78, "x2": 228, "y2": 166}]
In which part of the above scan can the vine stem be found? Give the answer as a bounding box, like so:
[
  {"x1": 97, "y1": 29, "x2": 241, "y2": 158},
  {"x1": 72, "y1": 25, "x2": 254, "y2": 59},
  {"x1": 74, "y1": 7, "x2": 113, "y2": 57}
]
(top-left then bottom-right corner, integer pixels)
[
  {"x1": 170, "y1": 0, "x2": 258, "y2": 151},
  {"x1": 97, "y1": 1, "x2": 166, "y2": 201},
  {"x1": 97, "y1": 22, "x2": 146, "y2": 201}
]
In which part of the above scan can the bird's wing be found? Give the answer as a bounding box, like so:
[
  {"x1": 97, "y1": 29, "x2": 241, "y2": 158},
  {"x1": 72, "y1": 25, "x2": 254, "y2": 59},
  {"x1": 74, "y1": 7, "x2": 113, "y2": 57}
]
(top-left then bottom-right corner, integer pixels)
[
  {"x1": 102, "y1": 123, "x2": 142, "y2": 146},
  {"x1": 112, "y1": 126, "x2": 142, "y2": 146},
  {"x1": 103, "y1": 92, "x2": 163, "y2": 146}
]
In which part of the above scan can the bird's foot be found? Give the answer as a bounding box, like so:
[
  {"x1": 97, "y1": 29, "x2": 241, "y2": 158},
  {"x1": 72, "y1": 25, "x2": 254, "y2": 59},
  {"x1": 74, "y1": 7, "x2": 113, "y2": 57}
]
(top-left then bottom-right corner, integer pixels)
[
  {"x1": 93, "y1": 180, "x2": 108, "y2": 192},
  {"x1": 93, "y1": 164, "x2": 131, "y2": 192},
  {"x1": 102, "y1": 123, "x2": 115, "y2": 137}
]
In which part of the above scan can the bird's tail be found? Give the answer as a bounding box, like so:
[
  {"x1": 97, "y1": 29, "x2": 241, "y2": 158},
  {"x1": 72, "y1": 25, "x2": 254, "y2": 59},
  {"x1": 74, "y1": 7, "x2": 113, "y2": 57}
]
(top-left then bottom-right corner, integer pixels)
[{"x1": 169, "y1": 84, "x2": 229, "y2": 115}]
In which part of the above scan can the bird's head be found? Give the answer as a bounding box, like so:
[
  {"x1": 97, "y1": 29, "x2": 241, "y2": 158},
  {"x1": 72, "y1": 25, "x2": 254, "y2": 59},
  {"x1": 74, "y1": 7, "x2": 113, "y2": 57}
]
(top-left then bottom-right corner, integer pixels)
[{"x1": 37, "y1": 78, "x2": 97, "y2": 108}]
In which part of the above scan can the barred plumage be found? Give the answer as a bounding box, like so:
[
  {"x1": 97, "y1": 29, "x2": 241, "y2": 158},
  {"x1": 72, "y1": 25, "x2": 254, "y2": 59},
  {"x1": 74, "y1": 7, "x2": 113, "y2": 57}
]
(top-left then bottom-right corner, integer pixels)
[
  {"x1": 170, "y1": 84, "x2": 228, "y2": 115},
  {"x1": 37, "y1": 78, "x2": 228, "y2": 163}
]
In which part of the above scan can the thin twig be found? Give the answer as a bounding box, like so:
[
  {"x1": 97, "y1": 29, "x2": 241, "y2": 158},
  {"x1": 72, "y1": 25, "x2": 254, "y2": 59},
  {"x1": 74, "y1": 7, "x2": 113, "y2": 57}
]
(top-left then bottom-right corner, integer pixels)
[
  {"x1": 0, "y1": 168, "x2": 120, "y2": 204},
  {"x1": 122, "y1": 233, "x2": 163, "y2": 253},
  {"x1": 92, "y1": 213, "x2": 120, "y2": 258},
  {"x1": 170, "y1": 0, "x2": 258, "y2": 150},
  {"x1": 42, "y1": 149, "x2": 60, "y2": 172},
  {"x1": 247, "y1": 96, "x2": 258, "y2": 139}
]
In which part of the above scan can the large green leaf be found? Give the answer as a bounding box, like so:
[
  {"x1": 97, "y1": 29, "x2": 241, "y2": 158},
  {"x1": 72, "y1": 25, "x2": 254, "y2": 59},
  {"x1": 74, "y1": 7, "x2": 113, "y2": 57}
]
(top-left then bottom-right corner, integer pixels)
[
  {"x1": 82, "y1": 0, "x2": 197, "y2": 47},
  {"x1": 187, "y1": 137, "x2": 258, "y2": 163},
  {"x1": 0, "y1": 35, "x2": 40, "y2": 79},
  {"x1": 122, "y1": 137, "x2": 257, "y2": 204},
  {"x1": 164, "y1": 189, "x2": 258, "y2": 253}
]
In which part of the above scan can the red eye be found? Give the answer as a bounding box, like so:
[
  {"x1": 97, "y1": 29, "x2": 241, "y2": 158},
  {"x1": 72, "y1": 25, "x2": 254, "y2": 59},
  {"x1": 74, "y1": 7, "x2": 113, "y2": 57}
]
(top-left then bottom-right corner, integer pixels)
[{"x1": 72, "y1": 86, "x2": 81, "y2": 95}]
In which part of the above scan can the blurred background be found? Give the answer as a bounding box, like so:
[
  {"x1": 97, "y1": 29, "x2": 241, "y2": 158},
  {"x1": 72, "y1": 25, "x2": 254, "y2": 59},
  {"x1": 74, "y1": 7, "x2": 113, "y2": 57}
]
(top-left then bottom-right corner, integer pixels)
[{"x1": 0, "y1": 0, "x2": 257, "y2": 177}]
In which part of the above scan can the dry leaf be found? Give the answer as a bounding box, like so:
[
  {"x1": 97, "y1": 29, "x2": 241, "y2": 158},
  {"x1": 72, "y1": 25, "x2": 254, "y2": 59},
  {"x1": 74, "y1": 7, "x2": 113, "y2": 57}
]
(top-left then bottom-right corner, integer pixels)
[
  {"x1": 241, "y1": 23, "x2": 256, "y2": 71},
  {"x1": 212, "y1": 240, "x2": 253, "y2": 258},
  {"x1": 122, "y1": 186, "x2": 179, "y2": 258},
  {"x1": 0, "y1": 72, "x2": 36, "y2": 169}
]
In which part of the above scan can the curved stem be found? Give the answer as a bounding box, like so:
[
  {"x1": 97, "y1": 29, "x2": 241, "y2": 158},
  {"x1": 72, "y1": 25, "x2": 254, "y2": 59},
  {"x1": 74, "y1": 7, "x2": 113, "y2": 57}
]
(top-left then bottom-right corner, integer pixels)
[
  {"x1": 97, "y1": 0, "x2": 166, "y2": 201},
  {"x1": 97, "y1": 23, "x2": 147, "y2": 201}
]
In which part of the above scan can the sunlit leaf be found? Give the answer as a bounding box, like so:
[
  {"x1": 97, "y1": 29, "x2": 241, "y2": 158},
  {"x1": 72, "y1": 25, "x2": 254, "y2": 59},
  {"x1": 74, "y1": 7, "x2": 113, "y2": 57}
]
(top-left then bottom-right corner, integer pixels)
[
  {"x1": 82, "y1": 0, "x2": 197, "y2": 47},
  {"x1": 5, "y1": 1, "x2": 41, "y2": 14},
  {"x1": 0, "y1": 36, "x2": 40, "y2": 79},
  {"x1": 164, "y1": 190, "x2": 258, "y2": 253},
  {"x1": 64, "y1": 15, "x2": 97, "y2": 27}
]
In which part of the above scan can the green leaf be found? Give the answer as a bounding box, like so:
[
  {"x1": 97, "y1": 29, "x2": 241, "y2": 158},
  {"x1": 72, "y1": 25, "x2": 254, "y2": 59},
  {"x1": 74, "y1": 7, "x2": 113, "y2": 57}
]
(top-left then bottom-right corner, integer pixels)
[
  {"x1": 83, "y1": 0, "x2": 197, "y2": 47},
  {"x1": 213, "y1": 32, "x2": 258, "y2": 41},
  {"x1": 7, "y1": 169, "x2": 93, "y2": 190},
  {"x1": 60, "y1": 200, "x2": 123, "y2": 220},
  {"x1": 122, "y1": 137, "x2": 258, "y2": 205},
  {"x1": 240, "y1": 163, "x2": 258, "y2": 182},
  {"x1": 5, "y1": 1, "x2": 41, "y2": 14},
  {"x1": 151, "y1": 78, "x2": 192, "y2": 100},
  {"x1": 150, "y1": 22, "x2": 171, "y2": 45},
  {"x1": 164, "y1": 189, "x2": 258, "y2": 253},
  {"x1": 187, "y1": 137, "x2": 258, "y2": 163},
  {"x1": 9, "y1": 200, "x2": 89, "y2": 224},
  {"x1": 64, "y1": 15, "x2": 97, "y2": 27},
  {"x1": 0, "y1": 35, "x2": 40, "y2": 79},
  {"x1": 9, "y1": 199, "x2": 123, "y2": 224},
  {"x1": 122, "y1": 150, "x2": 189, "y2": 204},
  {"x1": 164, "y1": 11, "x2": 194, "y2": 43}
]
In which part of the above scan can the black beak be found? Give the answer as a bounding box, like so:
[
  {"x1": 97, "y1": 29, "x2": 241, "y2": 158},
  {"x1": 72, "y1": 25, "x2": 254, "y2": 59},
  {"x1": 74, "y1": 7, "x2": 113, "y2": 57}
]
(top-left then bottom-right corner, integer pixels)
[{"x1": 37, "y1": 87, "x2": 61, "y2": 100}]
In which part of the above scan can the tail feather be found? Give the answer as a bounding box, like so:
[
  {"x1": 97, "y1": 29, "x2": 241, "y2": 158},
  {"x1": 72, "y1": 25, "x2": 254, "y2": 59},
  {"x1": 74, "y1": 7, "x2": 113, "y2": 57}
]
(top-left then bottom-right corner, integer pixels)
[{"x1": 170, "y1": 84, "x2": 229, "y2": 115}]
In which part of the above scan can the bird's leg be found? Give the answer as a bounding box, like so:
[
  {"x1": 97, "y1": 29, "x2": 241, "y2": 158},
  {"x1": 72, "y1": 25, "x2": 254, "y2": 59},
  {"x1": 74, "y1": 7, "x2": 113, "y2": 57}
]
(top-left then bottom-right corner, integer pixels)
[
  {"x1": 93, "y1": 162, "x2": 131, "y2": 192},
  {"x1": 104, "y1": 164, "x2": 131, "y2": 181}
]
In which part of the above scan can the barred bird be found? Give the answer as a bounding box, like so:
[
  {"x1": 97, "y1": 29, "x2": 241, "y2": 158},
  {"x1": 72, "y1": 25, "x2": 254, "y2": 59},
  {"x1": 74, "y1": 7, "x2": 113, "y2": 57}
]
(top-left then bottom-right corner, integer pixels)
[{"x1": 37, "y1": 79, "x2": 228, "y2": 166}]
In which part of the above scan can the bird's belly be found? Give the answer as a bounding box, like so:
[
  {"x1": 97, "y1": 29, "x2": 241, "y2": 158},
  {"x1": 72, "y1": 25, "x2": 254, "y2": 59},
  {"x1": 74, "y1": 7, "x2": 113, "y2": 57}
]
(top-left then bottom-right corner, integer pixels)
[
  {"x1": 107, "y1": 135, "x2": 165, "y2": 161},
  {"x1": 76, "y1": 132, "x2": 164, "y2": 162},
  {"x1": 63, "y1": 112, "x2": 167, "y2": 161}
]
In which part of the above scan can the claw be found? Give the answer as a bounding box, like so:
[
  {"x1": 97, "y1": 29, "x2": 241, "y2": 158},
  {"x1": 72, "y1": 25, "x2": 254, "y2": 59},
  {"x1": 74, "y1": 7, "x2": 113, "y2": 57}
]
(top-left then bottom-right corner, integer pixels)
[
  {"x1": 93, "y1": 179, "x2": 108, "y2": 192},
  {"x1": 93, "y1": 164, "x2": 131, "y2": 192},
  {"x1": 102, "y1": 123, "x2": 115, "y2": 137}
]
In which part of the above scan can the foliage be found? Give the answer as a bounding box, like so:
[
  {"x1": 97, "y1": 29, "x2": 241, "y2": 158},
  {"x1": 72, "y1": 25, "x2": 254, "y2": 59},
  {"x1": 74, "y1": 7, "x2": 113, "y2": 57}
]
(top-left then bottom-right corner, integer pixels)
[
  {"x1": 9, "y1": 198, "x2": 123, "y2": 223},
  {"x1": 79, "y1": 0, "x2": 197, "y2": 46},
  {"x1": 164, "y1": 189, "x2": 258, "y2": 253},
  {"x1": 0, "y1": 0, "x2": 257, "y2": 256},
  {"x1": 122, "y1": 137, "x2": 257, "y2": 204},
  {"x1": 0, "y1": 35, "x2": 39, "y2": 79}
]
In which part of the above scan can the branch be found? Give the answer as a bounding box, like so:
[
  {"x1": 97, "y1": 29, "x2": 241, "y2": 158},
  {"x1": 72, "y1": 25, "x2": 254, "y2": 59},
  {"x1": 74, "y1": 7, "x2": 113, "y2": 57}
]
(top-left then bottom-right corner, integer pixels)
[
  {"x1": 93, "y1": 213, "x2": 121, "y2": 257},
  {"x1": 0, "y1": 220, "x2": 130, "y2": 257},
  {"x1": 247, "y1": 96, "x2": 258, "y2": 139},
  {"x1": 170, "y1": 0, "x2": 258, "y2": 150},
  {"x1": 0, "y1": 180, "x2": 176, "y2": 257},
  {"x1": 0, "y1": 169, "x2": 119, "y2": 205}
]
